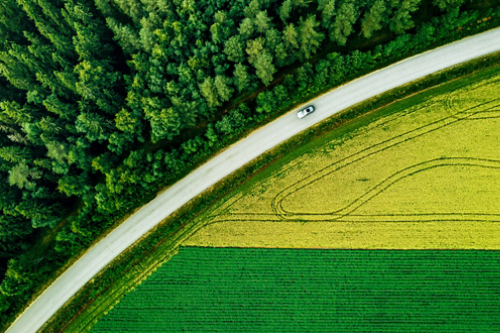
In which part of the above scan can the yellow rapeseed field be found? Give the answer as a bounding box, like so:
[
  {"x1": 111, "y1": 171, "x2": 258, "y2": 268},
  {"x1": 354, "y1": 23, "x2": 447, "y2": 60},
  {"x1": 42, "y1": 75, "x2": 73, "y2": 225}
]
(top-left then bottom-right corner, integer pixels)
[{"x1": 184, "y1": 71, "x2": 500, "y2": 249}]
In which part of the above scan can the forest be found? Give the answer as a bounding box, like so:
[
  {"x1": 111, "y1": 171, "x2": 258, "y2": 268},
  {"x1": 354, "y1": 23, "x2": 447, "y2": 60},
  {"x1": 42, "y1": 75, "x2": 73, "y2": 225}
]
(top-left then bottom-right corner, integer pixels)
[{"x1": 0, "y1": 0, "x2": 497, "y2": 326}]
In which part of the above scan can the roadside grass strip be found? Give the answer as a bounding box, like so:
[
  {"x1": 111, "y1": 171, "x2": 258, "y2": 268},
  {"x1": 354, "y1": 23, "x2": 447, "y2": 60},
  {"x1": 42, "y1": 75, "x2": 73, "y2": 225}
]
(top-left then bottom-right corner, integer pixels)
[
  {"x1": 184, "y1": 66, "x2": 500, "y2": 249},
  {"x1": 91, "y1": 247, "x2": 500, "y2": 332}
]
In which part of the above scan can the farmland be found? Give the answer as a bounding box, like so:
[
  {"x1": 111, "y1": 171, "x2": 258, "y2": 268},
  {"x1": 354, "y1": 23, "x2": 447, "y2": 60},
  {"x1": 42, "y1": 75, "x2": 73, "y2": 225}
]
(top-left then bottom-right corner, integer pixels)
[
  {"x1": 52, "y1": 55, "x2": 500, "y2": 332},
  {"x1": 2, "y1": 0, "x2": 500, "y2": 328},
  {"x1": 91, "y1": 247, "x2": 500, "y2": 332},
  {"x1": 184, "y1": 66, "x2": 500, "y2": 249}
]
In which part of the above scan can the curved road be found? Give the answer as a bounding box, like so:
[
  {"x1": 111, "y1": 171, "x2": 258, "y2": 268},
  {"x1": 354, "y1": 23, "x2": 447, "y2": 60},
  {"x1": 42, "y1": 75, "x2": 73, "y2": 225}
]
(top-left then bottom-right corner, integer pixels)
[{"x1": 8, "y1": 27, "x2": 500, "y2": 333}]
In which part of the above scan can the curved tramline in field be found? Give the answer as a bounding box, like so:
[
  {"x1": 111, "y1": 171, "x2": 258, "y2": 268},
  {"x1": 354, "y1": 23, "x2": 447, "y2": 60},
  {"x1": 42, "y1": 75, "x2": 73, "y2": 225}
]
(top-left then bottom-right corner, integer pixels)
[{"x1": 185, "y1": 66, "x2": 500, "y2": 249}]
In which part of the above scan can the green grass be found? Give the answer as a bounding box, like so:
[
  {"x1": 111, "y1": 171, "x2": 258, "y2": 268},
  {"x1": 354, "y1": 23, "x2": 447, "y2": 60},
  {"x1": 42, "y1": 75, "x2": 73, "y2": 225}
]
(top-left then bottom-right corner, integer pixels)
[{"x1": 91, "y1": 247, "x2": 500, "y2": 332}]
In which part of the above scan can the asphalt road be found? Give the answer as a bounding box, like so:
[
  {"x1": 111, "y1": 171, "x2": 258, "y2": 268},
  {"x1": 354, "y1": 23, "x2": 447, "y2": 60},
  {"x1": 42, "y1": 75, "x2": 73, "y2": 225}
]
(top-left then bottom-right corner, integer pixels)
[{"x1": 7, "y1": 27, "x2": 500, "y2": 333}]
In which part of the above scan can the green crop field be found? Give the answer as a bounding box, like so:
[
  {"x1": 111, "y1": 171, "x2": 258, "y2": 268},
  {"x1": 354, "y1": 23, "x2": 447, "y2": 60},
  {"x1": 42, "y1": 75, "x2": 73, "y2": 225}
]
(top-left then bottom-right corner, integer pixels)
[{"x1": 91, "y1": 247, "x2": 500, "y2": 332}]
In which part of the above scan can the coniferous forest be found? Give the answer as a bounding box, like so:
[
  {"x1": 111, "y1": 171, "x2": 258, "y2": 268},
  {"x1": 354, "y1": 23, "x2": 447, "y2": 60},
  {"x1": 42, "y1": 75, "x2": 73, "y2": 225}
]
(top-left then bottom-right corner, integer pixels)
[{"x1": 0, "y1": 0, "x2": 498, "y2": 326}]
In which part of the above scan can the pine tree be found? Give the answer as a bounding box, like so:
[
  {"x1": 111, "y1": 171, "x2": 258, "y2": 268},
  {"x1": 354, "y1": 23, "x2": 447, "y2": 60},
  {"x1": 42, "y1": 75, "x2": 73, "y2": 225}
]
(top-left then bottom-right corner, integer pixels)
[
  {"x1": 331, "y1": 2, "x2": 358, "y2": 45},
  {"x1": 224, "y1": 35, "x2": 245, "y2": 62},
  {"x1": 283, "y1": 23, "x2": 299, "y2": 50},
  {"x1": 214, "y1": 10, "x2": 226, "y2": 24},
  {"x1": 16, "y1": 0, "x2": 74, "y2": 57},
  {"x1": 233, "y1": 63, "x2": 249, "y2": 92},
  {"x1": 390, "y1": 0, "x2": 421, "y2": 34},
  {"x1": 361, "y1": 0, "x2": 386, "y2": 38},
  {"x1": 106, "y1": 18, "x2": 141, "y2": 55},
  {"x1": 75, "y1": 112, "x2": 113, "y2": 142},
  {"x1": 8, "y1": 162, "x2": 38, "y2": 190},
  {"x1": 246, "y1": 37, "x2": 266, "y2": 64},
  {"x1": 244, "y1": 0, "x2": 260, "y2": 18},
  {"x1": 321, "y1": 0, "x2": 336, "y2": 28},
  {"x1": 265, "y1": 28, "x2": 282, "y2": 52},
  {"x1": 0, "y1": 146, "x2": 31, "y2": 164},
  {"x1": 112, "y1": 0, "x2": 145, "y2": 25},
  {"x1": 254, "y1": 10, "x2": 272, "y2": 33},
  {"x1": 46, "y1": 141, "x2": 67, "y2": 164},
  {"x1": 0, "y1": 101, "x2": 30, "y2": 124},
  {"x1": 275, "y1": 42, "x2": 288, "y2": 67},
  {"x1": 238, "y1": 17, "x2": 254, "y2": 39},
  {"x1": 157, "y1": 107, "x2": 182, "y2": 141},
  {"x1": 298, "y1": 15, "x2": 324, "y2": 59},
  {"x1": 253, "y1": 51, "x2": 276, "y2": 85},
  {"x1": 199, "y1": 77, "x2": 220, "y2": 107},
  {"x1": 214, "y1": 75, "x2": 234, "y2": 102},
  {"x1": 74, "y1": 60, "x2": 123, "y2": 115},
  {"x1": 317, "y1": 0, "x2": 328, "y2": 11},
  {"x1": 139, "y1": 16, "x2": 157, "y2": 53},
  {"x1": 42, "y1": 93, "x2": 78, "y2": 120},
  {"x1": 278, "y1": 0, "x2": 292, "y2": 23}
]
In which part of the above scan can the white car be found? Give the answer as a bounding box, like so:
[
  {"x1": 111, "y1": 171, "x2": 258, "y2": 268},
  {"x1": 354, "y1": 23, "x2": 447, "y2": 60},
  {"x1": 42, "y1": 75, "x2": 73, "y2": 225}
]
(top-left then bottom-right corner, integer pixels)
[{"x1": 297, "y1": 105, "x2": 315, "y2": 118}]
